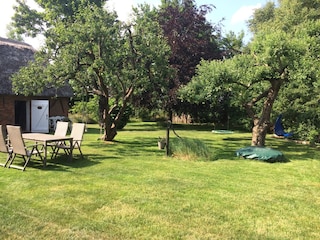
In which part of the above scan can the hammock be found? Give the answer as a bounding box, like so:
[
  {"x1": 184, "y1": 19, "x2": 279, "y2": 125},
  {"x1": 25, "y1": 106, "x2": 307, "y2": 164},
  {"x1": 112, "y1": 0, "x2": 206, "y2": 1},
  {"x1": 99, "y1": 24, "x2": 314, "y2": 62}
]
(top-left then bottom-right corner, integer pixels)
[{"x1": 274, "y1": 114, "x2": 293, "y2": 138}]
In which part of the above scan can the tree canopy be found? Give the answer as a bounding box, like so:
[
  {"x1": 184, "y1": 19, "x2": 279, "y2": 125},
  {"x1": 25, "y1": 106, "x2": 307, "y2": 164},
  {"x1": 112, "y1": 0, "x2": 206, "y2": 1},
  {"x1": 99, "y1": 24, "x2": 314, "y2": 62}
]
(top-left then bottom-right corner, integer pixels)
[
  {"x1": 11, "y1": 0, "x2": 107, "y2": 38},
  {"x1": 11, "y1": 2, "x2": 173, "y2": 141},
  {"x1": 158, "y1": 0, "x2": 223, "y2": 118},
  {"x1": 179, "y1": 0, "x2": 320, "y2": 146}
]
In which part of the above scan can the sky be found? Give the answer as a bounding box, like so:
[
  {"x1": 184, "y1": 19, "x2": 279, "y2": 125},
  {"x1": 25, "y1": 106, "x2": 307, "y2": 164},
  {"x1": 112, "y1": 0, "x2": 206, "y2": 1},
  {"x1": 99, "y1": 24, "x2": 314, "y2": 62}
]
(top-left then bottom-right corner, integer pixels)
[{"x1": 0, "y1": 0, "x2": 275, "y2": 49}]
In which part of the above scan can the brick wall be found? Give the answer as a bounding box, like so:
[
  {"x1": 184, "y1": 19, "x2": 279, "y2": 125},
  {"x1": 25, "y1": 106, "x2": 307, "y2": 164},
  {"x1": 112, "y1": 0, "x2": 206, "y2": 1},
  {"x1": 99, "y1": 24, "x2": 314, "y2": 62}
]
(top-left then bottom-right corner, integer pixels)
[
  {"x1": 50, "y1": 98, "x2": 69, "y2": 117},
  {"x1": 0, "y1": 95, "x2": 15, "y2": 126},
  {"x1": 0, "y1": 95, "x2": 69, "y2": 127}
]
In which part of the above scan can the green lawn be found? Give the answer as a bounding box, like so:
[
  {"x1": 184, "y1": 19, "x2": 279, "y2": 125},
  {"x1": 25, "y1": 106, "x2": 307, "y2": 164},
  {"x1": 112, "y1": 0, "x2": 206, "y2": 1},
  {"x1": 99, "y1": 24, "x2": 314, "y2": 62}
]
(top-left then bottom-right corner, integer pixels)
[{"x1": 0, "y1": 122, "x2": 319, "y2": 239}]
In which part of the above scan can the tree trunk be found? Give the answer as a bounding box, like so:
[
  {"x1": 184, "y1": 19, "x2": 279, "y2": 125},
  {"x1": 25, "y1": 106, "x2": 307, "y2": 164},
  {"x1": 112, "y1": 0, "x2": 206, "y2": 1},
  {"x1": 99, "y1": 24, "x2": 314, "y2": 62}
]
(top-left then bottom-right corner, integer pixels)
[
  {"x1": 102, "y1": 125, "x2": 117, "y2": 141},
  {"x1": 251, "y1": 118, "x2": 269, "y2": 146},
  {"x1": 98, "y1": 85, "x2": 133, "y2": 141},
  {"x1": 98, "y1": 95, "x2": 117, "y2": 141},
  {"x1": 101, "y1": 113, "x2": 118, "y2": 141},
  {"x1": 249, "y1": 79, "x2": 283, "y2": 146}
]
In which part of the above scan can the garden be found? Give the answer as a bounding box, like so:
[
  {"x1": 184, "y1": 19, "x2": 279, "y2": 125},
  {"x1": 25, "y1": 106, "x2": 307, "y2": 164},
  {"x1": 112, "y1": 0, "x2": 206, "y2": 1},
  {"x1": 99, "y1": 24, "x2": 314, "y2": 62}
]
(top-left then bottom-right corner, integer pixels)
[
  {"x1": 0, "y1": 121, "x2": 319, "y2": 239},
  {"x1": 3, "y1": 1, "x2": 320, "y2": 238}
]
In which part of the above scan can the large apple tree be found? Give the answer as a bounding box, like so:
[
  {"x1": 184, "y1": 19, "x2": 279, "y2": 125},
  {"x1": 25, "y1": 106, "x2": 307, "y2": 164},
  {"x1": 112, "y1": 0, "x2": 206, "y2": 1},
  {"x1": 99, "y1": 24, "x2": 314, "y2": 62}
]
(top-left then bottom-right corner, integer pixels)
[
  {"x1": 179, "y1": 0, "x2": 320, "y2": 146},
  {"x1": 12, "y1": 3, "x2": 173, "y2": 141}
]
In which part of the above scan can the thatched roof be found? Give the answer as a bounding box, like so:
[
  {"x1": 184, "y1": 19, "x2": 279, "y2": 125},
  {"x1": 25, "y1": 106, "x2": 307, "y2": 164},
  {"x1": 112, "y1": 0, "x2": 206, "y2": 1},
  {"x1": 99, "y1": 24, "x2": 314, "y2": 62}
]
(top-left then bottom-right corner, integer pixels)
[{"x1": 0, "y1": 37, "x2": 73, "y2": 97}]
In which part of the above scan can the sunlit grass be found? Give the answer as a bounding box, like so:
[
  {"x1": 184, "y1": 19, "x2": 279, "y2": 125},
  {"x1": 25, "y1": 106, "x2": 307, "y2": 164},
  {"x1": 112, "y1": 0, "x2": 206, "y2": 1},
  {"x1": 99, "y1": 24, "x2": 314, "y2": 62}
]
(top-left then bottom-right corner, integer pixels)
[{"x1": 0, "y1": 122, "x2": 319, "y2": 239}]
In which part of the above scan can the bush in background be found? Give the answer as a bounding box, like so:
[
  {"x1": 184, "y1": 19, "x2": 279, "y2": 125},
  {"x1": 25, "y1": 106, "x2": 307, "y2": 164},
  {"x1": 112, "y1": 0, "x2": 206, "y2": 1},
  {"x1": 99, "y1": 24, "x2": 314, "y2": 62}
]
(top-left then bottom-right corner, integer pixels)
[
  {"x1": 70, "y1": 96, "x2": 99, "y2": 123},
  {"x1": 70, "y1": 96, "x2": 132, "y2": 129},
  {"x1": 292, "y1": 120, "x2": 320, "y2": 145}
]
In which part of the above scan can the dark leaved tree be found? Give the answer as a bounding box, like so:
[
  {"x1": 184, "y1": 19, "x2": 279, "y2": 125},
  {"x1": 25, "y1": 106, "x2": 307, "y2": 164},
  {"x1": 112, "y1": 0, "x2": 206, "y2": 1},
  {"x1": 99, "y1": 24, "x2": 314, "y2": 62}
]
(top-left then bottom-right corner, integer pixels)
[{"x1": 158, "y1": 0, "x2": 223, "y2": 119}]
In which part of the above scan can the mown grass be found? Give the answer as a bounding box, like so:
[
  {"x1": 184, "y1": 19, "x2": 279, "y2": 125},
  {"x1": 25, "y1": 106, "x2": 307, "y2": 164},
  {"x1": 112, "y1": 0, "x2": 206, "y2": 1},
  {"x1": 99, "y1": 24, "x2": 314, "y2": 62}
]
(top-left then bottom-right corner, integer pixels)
[{"x1": 0, "y1": 121, "x2": 319, "y2": 239}]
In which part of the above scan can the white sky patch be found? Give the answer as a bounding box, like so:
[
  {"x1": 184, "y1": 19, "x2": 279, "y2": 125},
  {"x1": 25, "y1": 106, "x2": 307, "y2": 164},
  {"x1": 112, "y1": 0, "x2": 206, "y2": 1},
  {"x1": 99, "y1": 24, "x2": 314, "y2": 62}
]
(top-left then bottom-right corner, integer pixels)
[
  {"x1": 231, "y1": 3, "x2": 261, "y2": 25},
  {"x1": 25, "y1": 0, "x2": 43, "y2": 11},
  {"x1": 106, "y1": 0, "x2": 160, "y2": 22},
  {"x1": 106, "y1": 0, "x2": 135, "y2": 22},
  {"x1": 0, "y1": 0, "x2": 43, "y2": 48},
  {"x1": 0, "y1": 1, "x2": 16, "y2": 37}
]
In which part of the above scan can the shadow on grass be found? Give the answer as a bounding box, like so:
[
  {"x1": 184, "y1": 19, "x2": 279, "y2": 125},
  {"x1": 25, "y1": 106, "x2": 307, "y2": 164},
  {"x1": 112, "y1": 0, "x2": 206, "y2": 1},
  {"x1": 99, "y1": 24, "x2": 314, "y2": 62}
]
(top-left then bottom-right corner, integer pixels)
[
  {"x1": 102, "y1": 138, "x2": 164, "y2": 157},
  {"x1": 268, "y1": 138, "x2": 320, "y2": 161},
  {"x1": 25, "y1": 154, "x2": 102, "y2": 171},
  {"x1": 200, "y1": 136, "x2": 252, "y2": 161}
]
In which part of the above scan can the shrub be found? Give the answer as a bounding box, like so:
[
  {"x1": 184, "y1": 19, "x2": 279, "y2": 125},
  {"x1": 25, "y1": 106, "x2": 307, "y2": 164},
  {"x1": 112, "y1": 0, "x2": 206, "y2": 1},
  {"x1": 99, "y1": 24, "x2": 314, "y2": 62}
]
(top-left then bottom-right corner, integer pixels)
[
  {"x1": 70, "y1": 96, "x2": 99, "y2": 123},
  {"x1": 170, "y1": 137, "x2": 216, "y2": 161},
  {"x1": 293, "y1": 120, "x2": 320, "y2": 144},
  {"x1": 135, "y1": 108, "x2": 167, "y2": 122},
  {"x1": 70, "y1": 96, "x2": 133, "y2": 129}
]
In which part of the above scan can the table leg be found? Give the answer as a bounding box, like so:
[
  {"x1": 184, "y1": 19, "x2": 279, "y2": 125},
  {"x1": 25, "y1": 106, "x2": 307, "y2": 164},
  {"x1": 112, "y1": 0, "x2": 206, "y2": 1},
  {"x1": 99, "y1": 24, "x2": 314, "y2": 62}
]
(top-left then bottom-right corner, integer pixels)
[{"x1": 43, "y1": 141, "x2": 47, "y2": 167}]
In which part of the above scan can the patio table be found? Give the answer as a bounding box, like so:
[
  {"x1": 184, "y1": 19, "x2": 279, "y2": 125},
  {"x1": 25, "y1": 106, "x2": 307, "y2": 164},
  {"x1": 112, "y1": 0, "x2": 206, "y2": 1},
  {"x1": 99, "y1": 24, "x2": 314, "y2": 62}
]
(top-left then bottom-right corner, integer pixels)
[{"x1": 22, "y1": 133, "x2": 73, "y2": 167}]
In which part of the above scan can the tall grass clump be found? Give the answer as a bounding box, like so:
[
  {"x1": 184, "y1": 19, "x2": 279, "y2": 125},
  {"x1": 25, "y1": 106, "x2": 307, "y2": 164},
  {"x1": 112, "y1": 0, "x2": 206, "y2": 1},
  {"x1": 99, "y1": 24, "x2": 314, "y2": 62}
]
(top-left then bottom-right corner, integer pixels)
[{"x1": 170, "y1": 137, "x2": 216, "y2": 161}]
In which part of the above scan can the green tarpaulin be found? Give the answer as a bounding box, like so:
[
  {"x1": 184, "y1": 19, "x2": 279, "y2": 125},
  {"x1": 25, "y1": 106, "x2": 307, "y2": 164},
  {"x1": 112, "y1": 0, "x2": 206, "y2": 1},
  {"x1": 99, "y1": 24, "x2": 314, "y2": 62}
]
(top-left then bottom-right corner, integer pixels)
[{"x1": 236, "y1": 146, "x2": 286, "y2": 163}]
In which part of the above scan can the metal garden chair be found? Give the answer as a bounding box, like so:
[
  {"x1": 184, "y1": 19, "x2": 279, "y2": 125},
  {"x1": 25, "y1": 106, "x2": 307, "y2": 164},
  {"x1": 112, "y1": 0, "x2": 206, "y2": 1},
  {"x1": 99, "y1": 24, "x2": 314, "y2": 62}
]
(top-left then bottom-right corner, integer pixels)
[
  {"x1": 6, "y1": 125, "x2": 43, "y2": 171},
  {"x1": 0, "y1": 125, "x2": 12, "y2": 167},
  {"x1": 48, "y1": 121, "x2": 69, "y2": 153},
  {"x1": 51, "y1": 123, "x2": 85, "y2": 159}
]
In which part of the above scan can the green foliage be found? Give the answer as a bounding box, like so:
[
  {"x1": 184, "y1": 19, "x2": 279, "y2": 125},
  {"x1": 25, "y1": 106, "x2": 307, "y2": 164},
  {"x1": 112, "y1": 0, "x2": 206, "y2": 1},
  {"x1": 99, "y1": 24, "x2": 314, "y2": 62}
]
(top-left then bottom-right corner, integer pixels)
[
  {"x1": 170, "y1": 137, "x2": 216, "y2": 161},
  {"x1": 129, "y1": 4, "x2": 173, "y2": 111},
  {"x1": 248, "y1": 1, "x2": 276, "y2": 34},
  {"x1": 308, "y1": 129, "x2": 320, "y2": 145},
  {"x1": 248, "y1": 0, "x2": 320, "y2": 34},
  {"x1": 292, "y1": 121, "x2": 320, "y2": 145},
  {"x1": 70, "y1": 96, "x2": 99, "y2": 123},
  {"x1": 178, "y1": 53, "x2": 270, "y2": 123},
  {"x1": 134, "y1": 108, "x2": 167, "y2": 122},
  {"x1": 70, "y1": 95, "x2": 133, "y2": 129},
  {"x1": 11, "y1": 0, "x2": 107, "y2": 38},
  {"x1": 220, "y1": 30, "x2": 246, "y2": 58}
]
